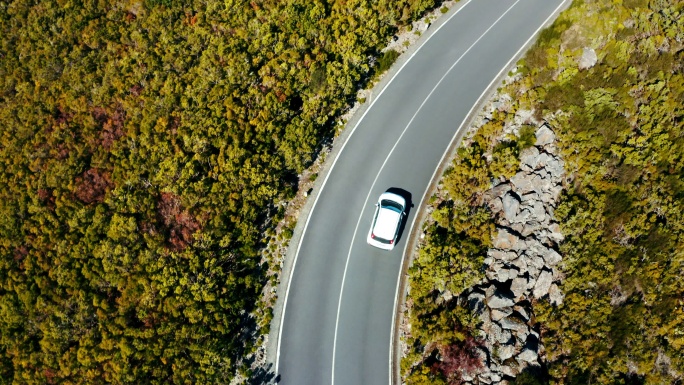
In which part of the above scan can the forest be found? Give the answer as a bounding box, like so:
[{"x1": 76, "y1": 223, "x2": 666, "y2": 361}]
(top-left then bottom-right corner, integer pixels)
[
  {"x1": 0, "y1": 0, "x2": 440, "y2": 383},
  {"x1": 402, "y1": 0, "x2": 683, "y2": 384}
]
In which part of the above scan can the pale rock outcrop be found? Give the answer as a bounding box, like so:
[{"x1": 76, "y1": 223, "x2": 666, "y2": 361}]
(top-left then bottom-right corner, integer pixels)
[{"x1": 460, "y1": 124, "x2": 566, "y2": 384}]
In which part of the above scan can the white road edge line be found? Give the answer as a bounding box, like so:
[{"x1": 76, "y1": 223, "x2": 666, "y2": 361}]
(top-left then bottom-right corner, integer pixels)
[
  {"x1": 274, "y1": 0, "x2": 474, "y2": 377},
  {"x1": 332, "y1": 0, "x2": 526, "y2": 383},
  {"x1": 389, "y1": 0, "x2": 570, "y2": 384}
]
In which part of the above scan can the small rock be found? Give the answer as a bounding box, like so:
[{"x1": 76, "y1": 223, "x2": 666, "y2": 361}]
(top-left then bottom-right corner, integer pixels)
[
  {"x1": 488, "y1": 321, "x2": 502, "y2": 341},
  {"x1": 488, "y1": 293, "x2": 515, "y2": 309},
  {"x1": 579, "y1": 47, "x2": 598, "y2": 70},
  {"x1": 542, "y1": 247, "x2": 562, "y2": 266},
  {"x1": 510, "y1": 277, "x2": 528, "y2": 299},
  {"x1": 517, "y1": 348, "x2": 539, "y2": 363},
  {"x1": 534, "y1": 167, "x2": 551, "y2": 180},
  {"x1": 535, "y1": 124, "x2": 555, "y2": 146},
  {"x1": 502, "y1": 193, "x2": 520, "y2": 222},
  {"x1": 489, "y1": 249, "x2": 518, "y2": 262},
  {"x1": 521, "y1": 191, "x2": 540, "y2": 202},
  {"x1": 490, "y1": 181, "x2": 511, "y2": 197},
  {"x1": 500, "y1": 317, "x2": 528, "y2": 335},
  {"x1": 510, "y1": 173, "x2": 536, "y2": 194},
  {"x1": 529, "y1": 201, "x2": 546, "y2": 222},
  {"x1": 511, "y1": 222, "x2": 525, "y2": 235},
  {"x1": 520, "y1": 147, "x2": 541, "y2": 171},
  {"x1": 493, "y1": 228, "x2": 524, "y2": 250},
  {"x1": 513, "y1": 208, "x2": 532, "y2": 224},
  {"x1": 549, "y1": 283, "x2": 564, "y2": 305},
  {"x1": 532, "y1": 174, "x2": 553, "y2": 196},
  {"x1": 502, "y1": 362, "x2": 521, "y2": 377},
  {"x1": 533, "y1": 269, "x2": 554, "y2": 299},
  {"x1": 497, "y1": 344, "x2": 516, "y2": 361},
  {"x1": 548, "y1": 222, "x2": 565, "y2": 243},
  {"x1": 485, "y1": 284, "x2": 496, "y2": 299},
  {"x1": 488, "y1": 197, "x2": 503, "y2": 214},
  {"x1": 510, "y1": 257, "x2": 528, "y2": 273},
  {"x1": 528, "y1": 254, "x2": 546, "y2": 270},
  {"x1": 496, "y1": 328, "x2": 513, "y2": 345},
  {"x1": 491, "y1": 307, "x2": 513, "y2": 321}
]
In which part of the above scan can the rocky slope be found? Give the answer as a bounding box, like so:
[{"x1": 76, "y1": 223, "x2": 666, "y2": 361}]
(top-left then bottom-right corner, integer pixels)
[{"x1": 463, "y1": 124, "x2": 566, "y2": 383}]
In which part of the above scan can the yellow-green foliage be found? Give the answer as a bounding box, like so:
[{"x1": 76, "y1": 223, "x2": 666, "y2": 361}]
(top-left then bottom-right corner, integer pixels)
[
  {"x1": 0, "y1": 0, "x2": 442, "y2": 383},
  {"x1": 405, "y1": 0, "x2": 684, "y2": 384},
  {"x1": 530, "y1": 1, "x2": 684, "y2": 382}
]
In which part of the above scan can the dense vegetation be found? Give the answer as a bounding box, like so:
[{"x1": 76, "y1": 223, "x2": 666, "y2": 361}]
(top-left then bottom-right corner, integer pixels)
[
  {"x1": 403, "y1": 0, "x2": 683, "y2": 383},
  {"x1": 0, "y1": 0, "x2": 442, "y2": 383}
]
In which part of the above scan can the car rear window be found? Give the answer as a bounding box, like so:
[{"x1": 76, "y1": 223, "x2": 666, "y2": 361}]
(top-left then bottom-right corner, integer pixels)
[{"x1": 380, "y1": 199, "x2": 403, "y2": 212}]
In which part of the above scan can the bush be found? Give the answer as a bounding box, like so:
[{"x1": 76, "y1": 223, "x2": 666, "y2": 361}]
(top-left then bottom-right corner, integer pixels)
[{"x1": 376, "y1": 49, "x2": 400, "y2": 75}]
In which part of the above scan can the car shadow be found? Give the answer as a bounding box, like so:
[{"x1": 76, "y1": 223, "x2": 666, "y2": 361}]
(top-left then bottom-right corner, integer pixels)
[{"x1": 384, "y1": 187, "x2": 413, "y2": 247}]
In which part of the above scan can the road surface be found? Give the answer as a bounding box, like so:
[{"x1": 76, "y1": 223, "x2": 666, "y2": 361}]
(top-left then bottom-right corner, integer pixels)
[{"x1": 276, "y1": 0, "x2": 567, "y2": 383}]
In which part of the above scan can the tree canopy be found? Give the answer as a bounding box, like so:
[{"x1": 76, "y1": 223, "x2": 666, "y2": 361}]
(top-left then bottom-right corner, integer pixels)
[{"x1": 0, "y1": 0, "x2": 441, "y2": 383}]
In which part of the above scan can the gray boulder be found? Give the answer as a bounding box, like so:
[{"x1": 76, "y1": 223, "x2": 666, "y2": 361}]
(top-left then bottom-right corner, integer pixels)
[
  {"x1": 497, "y1": 344, "x2": 516, "y2": 361},
  {"x1": 579, "y1": 47, "x2": 598, "y2": 69},
  {"x1": 548, "y1": 222, "x2": 565, "y2": 243},
  {"x1": 496, "y1": 328, "x2": 513, "y2": 344},
  {"x1": 545, "y1": 155, "x2": 565, "y2": 180},
  {"x1": 520, "y1": 147, "x2": 541, "y2": 171},
  {"x1": 510, "y1": 257, "x2": 528, "y2": 273},
  {"x1": 541, "y1": 247, "x2": 562, "y2": 266},
  {"x1": 489, "y1": 249, "x2": 518, "y2": 262},
  {"x1": 488, "y1": 196, "x2": 503, "y2": 215},
  {"x1": 514, "y1": 208, "x2": 532, "y2": 224},
  {"x1": 535, "y1": 124, "x2": 555, "y2": 146},
  {"x1": 502, "y1": 362, "x2": 521, "y2": 377},
  {"x1": 548, "y1": 283, "x2": 564, "y2": 305},
  {"x1": 510, "y1": 173, "x2": 536, "y2": 194},
  {"x1": 533, "y1": 269, "x2": 554, "y2": 299},
  {"x1": 493, "y1": 228, "x2": 525, "y2": 251},
  {"x1": 488, "y1": 293, "x2": 515, "y2": 309},
  {"x1": 510, "y1": 277, "x2": 528, "y2": 299},
  {"x1": 500, "y1": 317, "x2": 528, "y2": 335},
  {"x1": 517, "y1": 348, "x2": 539, "y2": 363},
  {"x1": 491, "y1": 307, "x2": 513, "y2": 322},
  {"x1": 502, "y1": 193, "x2": 520, "y2": 222},
  {"x1": 520, "y1": 221, "x2": 543, "y2": 237},
  {"x1": 521, "y1": 191, "x2": 540, "y2": 202},
  {"x1": 528, "y1": 200, "x2": 547, "y2": 223}
]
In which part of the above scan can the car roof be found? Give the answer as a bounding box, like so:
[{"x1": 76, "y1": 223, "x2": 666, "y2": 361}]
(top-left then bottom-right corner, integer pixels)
[{"x1": 373, "y1": 206, "x2": 401, "y2": 240}]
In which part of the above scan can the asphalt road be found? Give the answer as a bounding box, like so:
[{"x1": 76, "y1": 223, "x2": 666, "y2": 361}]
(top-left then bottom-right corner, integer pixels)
[{"x1": 276, "y1": 0, "x2": 567, "y2": 383}]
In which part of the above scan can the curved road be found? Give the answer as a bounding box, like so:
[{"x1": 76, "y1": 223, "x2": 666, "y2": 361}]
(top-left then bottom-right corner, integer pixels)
[{"x1": 276, "y1": 0, "x2": 567, "y2": 384}]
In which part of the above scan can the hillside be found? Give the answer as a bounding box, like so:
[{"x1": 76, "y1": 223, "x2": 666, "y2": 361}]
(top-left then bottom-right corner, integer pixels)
[
  {"x1": 402, "y1": 0, "x2": 683, "y2": 384},
  {"x1": 0, "y1": 0, "x2": 440, "y2": 383}
]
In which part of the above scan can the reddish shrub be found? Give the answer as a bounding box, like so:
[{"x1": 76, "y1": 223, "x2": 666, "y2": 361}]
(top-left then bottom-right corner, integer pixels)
[
  {"x1": 13, "y1": 245, "x2": 28, "y2": 262},
  {"x1": 92, "y1": 105, "x2": 125, "y2": 151},
  {"x1": 432, "y1": 335, "x2": 484, "y2": 384},
  {"x1": 37, "y1": 188, "x2": 56, "y2": 210},
  {"x1": 157, "y1": 192, "x2": 200, "y2": 250},
  {"x1": 74, "y1": 168, "x2": 112, "y2": 204}
]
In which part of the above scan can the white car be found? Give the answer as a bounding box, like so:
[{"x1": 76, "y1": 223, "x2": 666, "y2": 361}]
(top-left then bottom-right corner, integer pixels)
[{"x1": 367, "y1": 191, "x2": 407, "y2": 250}]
